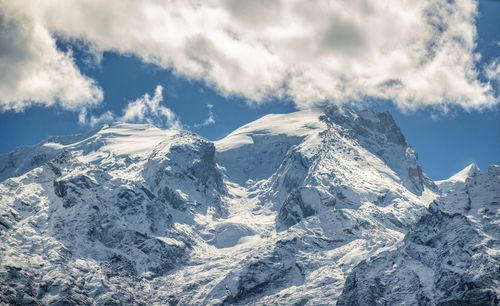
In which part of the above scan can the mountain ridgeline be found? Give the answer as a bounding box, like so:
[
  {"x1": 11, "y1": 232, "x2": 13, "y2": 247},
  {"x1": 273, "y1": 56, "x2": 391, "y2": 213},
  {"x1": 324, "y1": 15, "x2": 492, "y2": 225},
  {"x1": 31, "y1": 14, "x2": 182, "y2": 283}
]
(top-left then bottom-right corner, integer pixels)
[{"x1": 0, "y1": 107, "x2": 498, "y2": 305}]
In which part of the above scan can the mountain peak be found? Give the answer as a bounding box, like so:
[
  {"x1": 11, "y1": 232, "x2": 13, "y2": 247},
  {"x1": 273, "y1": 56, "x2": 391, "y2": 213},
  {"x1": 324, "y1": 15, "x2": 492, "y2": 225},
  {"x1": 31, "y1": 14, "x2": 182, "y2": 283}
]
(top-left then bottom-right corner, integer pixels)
[
  {"x1": 435, "y1": 163, "x2": 480, "y2": 195},
  {"x1": 453, "y1": 163, "x2": 480, "y2": 181},
  {"x1": 323, "y1": 105, "x2": 408, "y2": 147},
  {"x1": 437, "y1": 163, "x2": 479, "y2": 184}
]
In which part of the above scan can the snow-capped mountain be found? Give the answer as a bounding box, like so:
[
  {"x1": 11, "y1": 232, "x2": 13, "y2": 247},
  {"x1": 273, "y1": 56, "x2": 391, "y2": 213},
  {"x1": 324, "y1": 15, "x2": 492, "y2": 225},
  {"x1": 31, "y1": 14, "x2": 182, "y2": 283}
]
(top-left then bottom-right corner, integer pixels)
[{"x1": 0, "y1": 107, "x2": 498, "y2": 305}]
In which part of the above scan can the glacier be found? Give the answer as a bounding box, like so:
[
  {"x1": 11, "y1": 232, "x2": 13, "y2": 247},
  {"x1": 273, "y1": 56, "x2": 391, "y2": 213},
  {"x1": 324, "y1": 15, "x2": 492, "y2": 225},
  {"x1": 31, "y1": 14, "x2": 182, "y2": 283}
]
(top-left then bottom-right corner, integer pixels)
[{"x1": 0, "y1": 107, "x2": 498, "y2": 305}]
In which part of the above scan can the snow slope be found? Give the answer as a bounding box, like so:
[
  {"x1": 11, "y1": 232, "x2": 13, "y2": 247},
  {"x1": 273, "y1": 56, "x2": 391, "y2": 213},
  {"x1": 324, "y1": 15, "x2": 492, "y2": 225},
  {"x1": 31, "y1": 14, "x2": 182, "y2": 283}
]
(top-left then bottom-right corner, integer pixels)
[{"x1": 0, "y1": 107, "x2": 497, "y2": 305}]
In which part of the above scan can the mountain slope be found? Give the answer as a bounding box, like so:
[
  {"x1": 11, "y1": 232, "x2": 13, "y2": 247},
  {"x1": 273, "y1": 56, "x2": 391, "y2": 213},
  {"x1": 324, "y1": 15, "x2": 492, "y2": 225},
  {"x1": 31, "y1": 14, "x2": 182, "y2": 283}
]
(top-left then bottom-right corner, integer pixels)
[
  {"x1": 0, "y1": 107, "x2": 497, "y2": 305},
  {"x1": 337, "y1": 165, "x2": 500, "y2": 305}
]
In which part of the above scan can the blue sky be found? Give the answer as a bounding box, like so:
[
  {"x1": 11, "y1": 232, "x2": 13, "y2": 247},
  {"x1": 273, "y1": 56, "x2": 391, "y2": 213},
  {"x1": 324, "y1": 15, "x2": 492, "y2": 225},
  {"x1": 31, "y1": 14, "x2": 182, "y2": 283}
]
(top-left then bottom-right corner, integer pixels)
[{"x1": 0, "y1": 1, "x2": 499, "y2": 180}]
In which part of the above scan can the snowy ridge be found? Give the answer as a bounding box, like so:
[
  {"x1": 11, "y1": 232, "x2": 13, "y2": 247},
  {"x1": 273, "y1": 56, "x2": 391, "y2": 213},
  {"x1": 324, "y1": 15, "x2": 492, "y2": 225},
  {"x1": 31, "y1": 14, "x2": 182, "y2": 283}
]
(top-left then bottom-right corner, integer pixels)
[
  {"x1": 0, "y1": 107, "x2": 498, "y2": 305},
  {"x1": 215, "y1": 109, "x2": 325, "y2": 184},
  {"x1": 0, "y1": 123, "x2": 174, "y2": 182}
]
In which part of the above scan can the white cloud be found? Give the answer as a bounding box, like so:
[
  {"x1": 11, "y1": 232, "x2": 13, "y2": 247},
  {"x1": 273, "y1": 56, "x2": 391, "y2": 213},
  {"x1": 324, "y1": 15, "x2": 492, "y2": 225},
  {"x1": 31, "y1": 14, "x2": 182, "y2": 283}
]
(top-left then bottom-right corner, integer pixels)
[
  {"x1": 89, "y1": 111, "x2": 115, "y2": 128},
  {"x1": 80, "y1": 85, "x2": 181, "y2": 129},
  {"x1": 194, "y1": 104, "x2": 216, "y2": 127},
  {"x1": 485, "y1": 60, "x2": 500, "y2": 83},
  {"x1": 121, "y1": 85, "x2": 181, "y2": 128},
  {"x1": 1, "y1": 0, "x2": 498, "y2": 112},
  {"x1": 0, "y1": 1, "x2": 103, "y2": 112},
  {"x1": 78, "y1": 108, "x2": 114, "y2": 128}
]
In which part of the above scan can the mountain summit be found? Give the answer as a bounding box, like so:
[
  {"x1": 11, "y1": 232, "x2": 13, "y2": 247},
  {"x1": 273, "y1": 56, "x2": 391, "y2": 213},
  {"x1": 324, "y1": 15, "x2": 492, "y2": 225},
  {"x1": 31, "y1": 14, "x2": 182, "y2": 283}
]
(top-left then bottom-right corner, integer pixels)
[{"x1": 1, "y1": 108, "x2": 498, "y2": 305}]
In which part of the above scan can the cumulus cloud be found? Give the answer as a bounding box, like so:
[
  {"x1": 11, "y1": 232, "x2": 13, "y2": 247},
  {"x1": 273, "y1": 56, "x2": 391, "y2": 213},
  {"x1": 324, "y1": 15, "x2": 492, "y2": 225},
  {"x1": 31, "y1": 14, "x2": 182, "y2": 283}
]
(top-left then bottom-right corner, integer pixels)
[
  {"x1": 80, "y1": 85, "x2": 181, "y2": 129},
  {"x1": 0, "y1": 1, "x2": 103, "y2": 112},
  {"x1": 1, "y1": 0, "x2": 498, "y2": 112},
  {"x1": 194, "y1": 104, "x2": 216, "y2": 127}
]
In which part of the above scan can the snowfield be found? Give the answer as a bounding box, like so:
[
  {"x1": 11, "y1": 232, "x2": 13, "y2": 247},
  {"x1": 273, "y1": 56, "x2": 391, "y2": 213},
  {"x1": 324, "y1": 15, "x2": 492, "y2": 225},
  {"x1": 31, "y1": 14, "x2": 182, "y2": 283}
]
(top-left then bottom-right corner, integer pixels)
[{"x1": 0, "y1": 106, "x2": 498, "y2": 305}]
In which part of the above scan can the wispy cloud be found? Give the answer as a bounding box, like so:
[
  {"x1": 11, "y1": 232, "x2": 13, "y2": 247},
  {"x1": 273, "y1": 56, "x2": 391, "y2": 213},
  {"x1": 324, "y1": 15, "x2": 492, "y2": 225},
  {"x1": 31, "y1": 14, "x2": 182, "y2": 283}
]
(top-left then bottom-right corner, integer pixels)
[
  {"x1": 121, "y1": 85, "x2": 181, "y2": 129},
  {"x1": 0, "y1": 0, "x2": 498, "y2": 112},
  {"x1": 194, "y1": 104, "x2": 215, "y2": 128},
  {"x1": 91, "y1": 111, "x2": 115, "y2": 128},
  {"x1": 80, "y1": 85, "x2": 181, "y2": 129},
  {"x1": 485, "y1": 60, "x2": 500, "y2": 84}
]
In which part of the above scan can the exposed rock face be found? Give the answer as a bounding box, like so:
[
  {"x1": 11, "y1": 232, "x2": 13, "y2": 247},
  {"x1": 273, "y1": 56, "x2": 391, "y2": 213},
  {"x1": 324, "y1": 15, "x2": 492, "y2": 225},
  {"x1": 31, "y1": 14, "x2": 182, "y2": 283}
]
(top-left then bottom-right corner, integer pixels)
[
  {"x1": 143, "y1": 131, "x2": 225, "y2": 214},
  {"x1": 0, "y1": 110, "x2": 497, "y2": 305}
]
